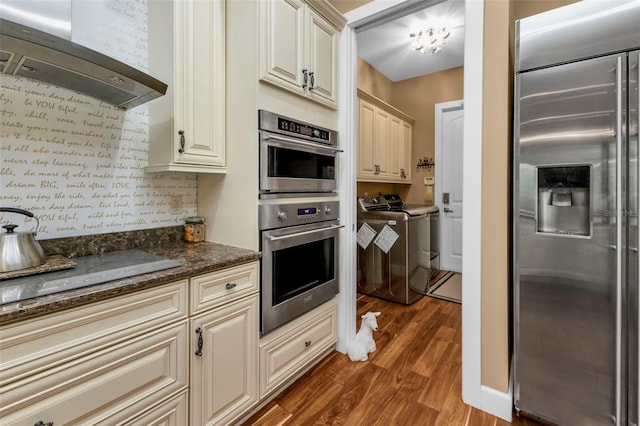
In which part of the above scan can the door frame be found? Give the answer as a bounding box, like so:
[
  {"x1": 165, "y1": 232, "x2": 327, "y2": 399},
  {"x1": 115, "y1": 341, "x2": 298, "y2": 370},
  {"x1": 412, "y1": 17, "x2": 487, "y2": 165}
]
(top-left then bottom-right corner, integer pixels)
[
  {"x1": 435, "y1": 99, "x2": 464, "y2": 273},
  {"x1": 338, "y1": 0, "x2": 511, "y2": 421}
]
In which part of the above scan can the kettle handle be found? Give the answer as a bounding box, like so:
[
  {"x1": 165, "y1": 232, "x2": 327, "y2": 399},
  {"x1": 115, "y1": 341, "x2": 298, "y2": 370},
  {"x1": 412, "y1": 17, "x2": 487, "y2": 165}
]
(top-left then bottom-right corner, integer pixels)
[
  {"x1": 0, "y1": 207, "x2": 36, "y2": 218},
  {"x1": 0, "y1": 208, "x2": 40, "y2": 235}
]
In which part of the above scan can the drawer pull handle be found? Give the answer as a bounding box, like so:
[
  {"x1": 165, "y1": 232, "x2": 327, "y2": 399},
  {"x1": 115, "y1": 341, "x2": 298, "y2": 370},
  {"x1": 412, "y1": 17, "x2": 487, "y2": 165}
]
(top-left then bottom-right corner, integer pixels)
[
  {"x1": 195, "y1": 327, "x2": 203, "y2": 357},
  {"x1": 305, "y1": 340, "x2": 312, "y2": 348},
  {"x1": 34, "y1": 422, "x2": 54, "y2": 426},
  {"x1": 225, "y1": 282, "x2": 237, "y2": 290},
  {"x1": 309, "y1": 72, "x2": 315, "y2": 90}
]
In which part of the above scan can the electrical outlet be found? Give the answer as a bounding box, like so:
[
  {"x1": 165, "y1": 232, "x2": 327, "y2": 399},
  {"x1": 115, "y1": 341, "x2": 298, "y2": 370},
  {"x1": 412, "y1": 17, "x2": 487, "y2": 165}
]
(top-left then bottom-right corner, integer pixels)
[{"x1": 169, "y1": 195, "x2": 182, "y2": 211}]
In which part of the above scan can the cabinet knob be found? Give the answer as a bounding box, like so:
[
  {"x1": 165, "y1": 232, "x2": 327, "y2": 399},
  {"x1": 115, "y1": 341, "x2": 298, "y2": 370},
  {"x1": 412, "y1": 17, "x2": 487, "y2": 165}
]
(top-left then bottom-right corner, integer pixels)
[
  {"x1": 178, "y1": 130, "x2": 185, "y2": 154},
  {"x1": 225, "y1": 282, "x2": 237, "y2": 290},
  {"x1": 302, "y1": 69, "x2": 308, "y2": 88},
  {"x1": 305, "y1": 340, "x2": 312, "y2": 347},
  {"x1": 195, "y1": 327, "x2": 203, "y2": 357},
  {"x1": 34, "y1": 422, "x2": 54, "y2": 426}
]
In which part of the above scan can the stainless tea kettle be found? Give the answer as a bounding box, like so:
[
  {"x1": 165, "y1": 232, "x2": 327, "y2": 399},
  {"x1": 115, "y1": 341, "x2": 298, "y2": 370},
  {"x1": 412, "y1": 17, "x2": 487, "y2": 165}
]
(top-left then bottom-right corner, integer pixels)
[{"x1": 0, "y1": 208, "x2": 46, "y2": 272}]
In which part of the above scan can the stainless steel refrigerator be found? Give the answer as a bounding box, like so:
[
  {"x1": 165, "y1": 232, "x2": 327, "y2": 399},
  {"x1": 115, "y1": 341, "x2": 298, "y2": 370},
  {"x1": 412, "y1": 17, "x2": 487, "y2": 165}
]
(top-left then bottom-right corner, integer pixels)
[{"x1": 513, "y1": 2, "x2": 640, "y2": 425}]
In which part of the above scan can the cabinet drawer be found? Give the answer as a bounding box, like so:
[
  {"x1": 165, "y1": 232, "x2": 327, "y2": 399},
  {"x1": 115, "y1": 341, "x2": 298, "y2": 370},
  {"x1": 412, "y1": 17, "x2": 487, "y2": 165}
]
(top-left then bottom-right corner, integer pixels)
[
  {"x1": 190, "y1": 262, "x2": 259, "y2": 314},
  {"x1": 259, "y1": 297, "x2": 337, "y2": 397},
  {"x1": 0, "y1": 280, "x2": 188, "y2": 387},
  {"x1": 0, "y1": 321, "x2": 189, "y2": 425},
  {"x1": 125, "y1": 390, "x2": 189, "y2": 426}
]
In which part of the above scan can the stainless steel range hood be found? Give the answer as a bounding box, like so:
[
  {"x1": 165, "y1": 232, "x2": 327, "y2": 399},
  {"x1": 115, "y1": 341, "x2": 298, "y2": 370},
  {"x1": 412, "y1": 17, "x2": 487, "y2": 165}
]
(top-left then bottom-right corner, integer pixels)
[{"x1": 0, "y1": 1, "x2": 167, "y2": 110}]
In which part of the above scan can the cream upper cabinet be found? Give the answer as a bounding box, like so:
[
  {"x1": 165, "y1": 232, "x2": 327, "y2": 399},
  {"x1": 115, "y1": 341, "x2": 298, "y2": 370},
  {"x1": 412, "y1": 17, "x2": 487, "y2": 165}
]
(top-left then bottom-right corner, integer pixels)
[
  {"x1": 259, "y1": 0, "x2": 343, "y2": 109},
  {"x1": 400, "y1": 120, "x2": 412, "y2": 180},
  {"x1": 358, "y1": 98, "x2": 376, "y2": 179},
  {"x1": 389, "y1": 115, "x2": 403, "y2": 180},
  {"x1": 305, "y1": 7, "x2": 338, "y2": 106},
  {"x1": 146, "y1": 0, "x2": 226, "y2": 173},
  {"x1": 374, "y1": 107, "x2": 390, "y2": 177},
  {"x1": 259, "y1": 0, "x2": 305, "y2": 95},
  {"x1": 357, "y1": 89, "x2": 414, "y2": 183}
]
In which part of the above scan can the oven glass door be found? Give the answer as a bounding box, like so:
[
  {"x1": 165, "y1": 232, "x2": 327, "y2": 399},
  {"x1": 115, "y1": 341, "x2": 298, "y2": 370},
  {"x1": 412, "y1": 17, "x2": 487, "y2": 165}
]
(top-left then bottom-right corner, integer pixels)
[
  {"x1": 260, "y1": 132, "x2": 337, "y2": 193},
  {"x1": 261, "y1": 220, "x2": 340, "y2": 334}
]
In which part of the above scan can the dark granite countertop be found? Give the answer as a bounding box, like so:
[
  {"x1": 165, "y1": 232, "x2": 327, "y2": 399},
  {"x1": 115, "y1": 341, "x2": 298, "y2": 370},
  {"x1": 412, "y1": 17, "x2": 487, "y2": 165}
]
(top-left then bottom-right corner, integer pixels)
[{"x1": 0, "y1": 241, "x2": 261, "y2": 325}]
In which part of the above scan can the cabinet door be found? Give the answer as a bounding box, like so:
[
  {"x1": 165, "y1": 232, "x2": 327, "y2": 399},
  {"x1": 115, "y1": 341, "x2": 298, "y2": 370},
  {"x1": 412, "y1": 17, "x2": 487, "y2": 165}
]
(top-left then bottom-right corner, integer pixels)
[
  {"x1": 147, "y1": 0, "x2": 225, "y2": 172},
  {"x1": 374, "y1": 108, "x2": 390, "y2": 177},
  {"x1": 389, "y1": 115, "x2": 403, "y2": 180},
  {"x1": 358, "y1": 99, "x2": 377, "y2": 179},
  {"x1": 191, "y1": 294, "x2": 259, "y2": 426},
  {"x1": 175, "y1": 0, "x2": 226, "y2": 166},
  {"x1": 259, "y1": 0, "x2": 306, "y2": 95},
  {"x1": 306, "y1": 7, "x2": 338, "y2": 108},
  {"x1": 401, "y1": 120, "x2": 412, "y2": 180}
]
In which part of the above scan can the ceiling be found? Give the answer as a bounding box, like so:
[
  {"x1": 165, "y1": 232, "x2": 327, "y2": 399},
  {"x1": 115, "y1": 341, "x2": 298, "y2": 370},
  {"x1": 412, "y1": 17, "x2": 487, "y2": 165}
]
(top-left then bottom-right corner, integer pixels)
[{"x1": 356, "y1": 0, "x2": 465, "y2": 82}]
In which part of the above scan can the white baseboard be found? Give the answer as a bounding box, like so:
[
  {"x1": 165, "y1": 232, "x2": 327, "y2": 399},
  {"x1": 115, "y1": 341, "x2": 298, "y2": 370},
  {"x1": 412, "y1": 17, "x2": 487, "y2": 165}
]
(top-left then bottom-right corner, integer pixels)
[{"x1": 478, "y1": 385, "x2": 513, "y2": 422}]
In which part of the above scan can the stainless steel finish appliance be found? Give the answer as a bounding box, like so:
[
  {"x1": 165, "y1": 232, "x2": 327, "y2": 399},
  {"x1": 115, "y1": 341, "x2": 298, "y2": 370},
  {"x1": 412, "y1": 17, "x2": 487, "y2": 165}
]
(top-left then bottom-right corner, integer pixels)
[
  {"x1": 0, "y1": 0, "x2": 167, "y2": 109},
  {"x1": 357, "y1": 194, "x2": 439, "y2": 305},
  {"x1": 513, "y1": 2, "x2": 639, "y2": 425},
  {"x1": 0, "y1": 208, "x2": 45, "y2": 272},
  {"x1": 258, "y1": 110, "x2": 339, "y2": 196},
  {"x1": 259, "y1": 200, "x2": 341, "y2": 334}
]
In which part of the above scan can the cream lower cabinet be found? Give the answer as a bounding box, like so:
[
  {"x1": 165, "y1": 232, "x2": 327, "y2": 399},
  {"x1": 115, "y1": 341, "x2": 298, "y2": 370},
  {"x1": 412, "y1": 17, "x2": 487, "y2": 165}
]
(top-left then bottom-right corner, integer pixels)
[
  {"x1": 258, "y1": 0, "x2": 344, "y2": 109},
  {"x1": 146, "y1": 0, "x2": 226, "y2": 173},
  {"x1": 1, "y1": 261, "x2": 337, "y2": 426},
  {"x1": 127, "y1": 391, "x2": 189, "y2": 426},
  {"x1": 190, "y1": 294, "x2": 259, "y2": 426},
  {"x1": 259, "y1": 297, "x2": 337, "y2": 398},
  {"x1": 357, "y1": 89, "x2": 414, "y2": 183},
  {"x1": 189, "y1": 261, "x2": 260, "y2": 426},
  {"x1": 0, "y1": 281, "x2": 190, "y2": 425}
]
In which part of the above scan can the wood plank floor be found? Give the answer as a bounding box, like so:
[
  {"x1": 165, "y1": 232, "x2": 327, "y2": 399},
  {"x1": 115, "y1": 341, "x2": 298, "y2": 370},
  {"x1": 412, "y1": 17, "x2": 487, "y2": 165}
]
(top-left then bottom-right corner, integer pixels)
[{"x1": 241, "y1": 294, "x2": 543, "y2": 426}]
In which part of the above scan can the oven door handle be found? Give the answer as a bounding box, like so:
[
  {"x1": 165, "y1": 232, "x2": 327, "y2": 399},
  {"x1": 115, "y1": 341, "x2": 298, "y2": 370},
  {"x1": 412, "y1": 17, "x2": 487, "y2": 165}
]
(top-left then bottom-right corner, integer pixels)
[
  {"x1": 267, "y1": 225, "x2": 345, "y2": 241},
  {"x1": 264, "y1": 134, "x2": 343, "y2": 153}
]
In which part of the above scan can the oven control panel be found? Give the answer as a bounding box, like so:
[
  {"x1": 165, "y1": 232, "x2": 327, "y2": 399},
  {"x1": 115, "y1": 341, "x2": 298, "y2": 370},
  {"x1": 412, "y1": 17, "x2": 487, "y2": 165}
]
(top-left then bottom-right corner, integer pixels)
[
  {"x1": 258, "y1": 109, "x2": 338, "y2": 146},
  {"x1": 259, "y1": 201, "x2": 340, "y2": 230},
  {"x1": 277, "y1": 118, "x2": 330, "y2": 142}
]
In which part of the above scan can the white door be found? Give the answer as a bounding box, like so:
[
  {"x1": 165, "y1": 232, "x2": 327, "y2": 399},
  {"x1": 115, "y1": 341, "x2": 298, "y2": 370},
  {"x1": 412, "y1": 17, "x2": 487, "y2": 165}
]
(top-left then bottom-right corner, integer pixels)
[{"x1": 435, "y1": 100, "x2": 464, "y2": 273}]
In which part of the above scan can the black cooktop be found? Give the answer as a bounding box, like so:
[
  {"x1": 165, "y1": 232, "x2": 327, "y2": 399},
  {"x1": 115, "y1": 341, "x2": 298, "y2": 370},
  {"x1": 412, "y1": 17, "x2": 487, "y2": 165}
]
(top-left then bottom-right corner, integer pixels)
[{"x1": 0, "y1": 250, "x2": 181, "y2": 305}]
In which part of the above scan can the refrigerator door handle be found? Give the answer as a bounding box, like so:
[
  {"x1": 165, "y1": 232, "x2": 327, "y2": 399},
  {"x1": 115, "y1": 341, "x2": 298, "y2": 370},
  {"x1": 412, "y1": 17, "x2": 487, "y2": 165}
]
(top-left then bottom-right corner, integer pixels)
[{"x1": 615, "y1": 55, "x2": 623, "y2": 426}]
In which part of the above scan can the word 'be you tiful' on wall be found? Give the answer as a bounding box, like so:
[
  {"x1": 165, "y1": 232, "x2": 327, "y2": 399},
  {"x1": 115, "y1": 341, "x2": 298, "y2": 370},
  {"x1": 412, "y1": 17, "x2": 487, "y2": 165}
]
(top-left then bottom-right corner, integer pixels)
[{"x1": 0, "y1": 0, "x2": 197, "y2": 240}]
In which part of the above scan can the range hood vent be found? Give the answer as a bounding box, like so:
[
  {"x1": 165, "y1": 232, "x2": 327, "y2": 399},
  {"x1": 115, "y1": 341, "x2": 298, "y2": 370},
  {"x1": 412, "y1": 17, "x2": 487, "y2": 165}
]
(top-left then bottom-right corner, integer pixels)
[{"x1": 0, "y1": 18, "x2": 167, "y2": 110}]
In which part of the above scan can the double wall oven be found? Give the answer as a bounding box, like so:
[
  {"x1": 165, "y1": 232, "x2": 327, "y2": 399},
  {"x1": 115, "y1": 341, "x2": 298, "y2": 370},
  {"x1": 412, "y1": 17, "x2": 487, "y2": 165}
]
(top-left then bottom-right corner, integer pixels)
[{"x1": 258, "y1": 110, "x2": 341, "y2": 335}]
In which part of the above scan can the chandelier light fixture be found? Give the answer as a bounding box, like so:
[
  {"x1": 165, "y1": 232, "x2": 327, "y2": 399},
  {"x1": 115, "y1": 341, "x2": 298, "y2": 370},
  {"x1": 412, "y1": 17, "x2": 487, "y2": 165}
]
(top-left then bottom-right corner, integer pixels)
[{"x1": 409, "y1": 27, "x2": 451, "y2": 54}]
